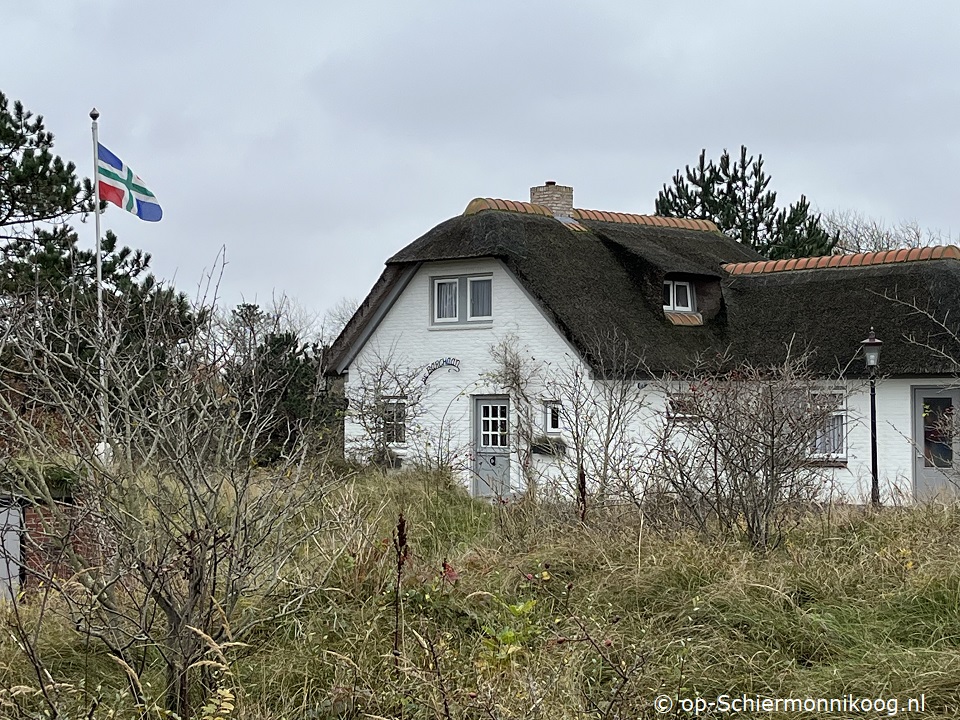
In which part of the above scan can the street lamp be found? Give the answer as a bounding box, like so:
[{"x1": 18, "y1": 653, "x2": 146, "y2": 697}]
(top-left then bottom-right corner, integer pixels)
[{"x1": 861, "y1": 328, "x2": 883, "y2": 507}]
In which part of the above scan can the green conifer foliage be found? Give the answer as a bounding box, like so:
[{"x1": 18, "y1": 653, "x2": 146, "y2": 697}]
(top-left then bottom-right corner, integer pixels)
[{"x1": 656, "y1": 146, "x2": 838, "y2": 259}]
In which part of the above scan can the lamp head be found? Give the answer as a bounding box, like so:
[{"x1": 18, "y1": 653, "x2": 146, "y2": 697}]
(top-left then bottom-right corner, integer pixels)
[{"x1": 861, "y1": 328, "x2": 882, "y2": 369}]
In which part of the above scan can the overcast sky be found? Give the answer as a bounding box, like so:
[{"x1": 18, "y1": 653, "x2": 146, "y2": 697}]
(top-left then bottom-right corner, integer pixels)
[{"x1": 5, "y1": 1, "x2": 959, "y2": 325}]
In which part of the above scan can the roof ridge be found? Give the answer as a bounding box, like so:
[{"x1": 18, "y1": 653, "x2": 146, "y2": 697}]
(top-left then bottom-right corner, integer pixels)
[
  {"x1": 463, "y1": 197, "x2": 553, "y2": 217},
  {"x1": 723, "y1": 245, "x2": 960, "y2": 275},
  {"x1": 462, "y1": 197, "x2": 718, "y2": 232},
  {"x1": 572, "y1": 208, "x2": 719, "y2": 232}
]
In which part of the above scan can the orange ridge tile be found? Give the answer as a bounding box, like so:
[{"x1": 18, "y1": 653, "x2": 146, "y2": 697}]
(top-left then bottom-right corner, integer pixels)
[
  {"x1": 571, "y1": 208, "x2": 720, "y2": 232},
  {"x1": 722, "y1": 244, "x2": 960, "y2": 275},
  {"x1": 463, "y1": 197, "x2": 553, "y2": 217}
]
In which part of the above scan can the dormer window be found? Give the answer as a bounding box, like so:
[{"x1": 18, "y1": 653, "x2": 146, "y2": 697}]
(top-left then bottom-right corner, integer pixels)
[{"x1": 663, "y1": 280, "x2": 694, "y2": 313}]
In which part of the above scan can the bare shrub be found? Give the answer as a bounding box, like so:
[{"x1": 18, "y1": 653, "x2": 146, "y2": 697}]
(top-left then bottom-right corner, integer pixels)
[
  {"x1": 0, "y1": 271, "x2": 345, "y2": 718},
  {"x1": 651, "y1": 350, "x2": 845, "y2": 549}
]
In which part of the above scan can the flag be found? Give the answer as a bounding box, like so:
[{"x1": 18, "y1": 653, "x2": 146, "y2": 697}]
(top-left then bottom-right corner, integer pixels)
[{"x1": 96, "y1": 143, "x2": 162, "y2": 221}]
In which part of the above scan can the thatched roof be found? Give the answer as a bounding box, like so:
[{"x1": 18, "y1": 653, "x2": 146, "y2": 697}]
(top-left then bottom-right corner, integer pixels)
[
  {"x1": 724, "y1": 260, "x2": 960, "y2": 377},
  {"x1": 327, "y1": 206, "x2": 760, "y2": 377},
  {"x1": 325, "y1": 201, "x2": 960, "y2": 379}
]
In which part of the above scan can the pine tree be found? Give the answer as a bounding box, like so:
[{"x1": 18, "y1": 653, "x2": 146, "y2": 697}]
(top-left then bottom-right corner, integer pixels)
[
  {"x1": 0, "y1": 91, "x2": 94, "y2": 240},
  {"x1": 655, "y1": 146, "x2": 838, "y2": 259}
]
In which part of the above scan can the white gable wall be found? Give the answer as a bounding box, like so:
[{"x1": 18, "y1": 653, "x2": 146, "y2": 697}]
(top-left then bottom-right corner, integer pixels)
[{"x1": 344, "y1": 258, "x2": 586, "y2": 492}]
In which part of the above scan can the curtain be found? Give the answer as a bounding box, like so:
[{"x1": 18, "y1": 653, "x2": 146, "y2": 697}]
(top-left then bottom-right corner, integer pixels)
[
  {"x1": 470, "y1": 278, "x2": 491, "y2": 318},
  {"x1": 436, "y1": 280, "x2": 457, "y2": 319}
]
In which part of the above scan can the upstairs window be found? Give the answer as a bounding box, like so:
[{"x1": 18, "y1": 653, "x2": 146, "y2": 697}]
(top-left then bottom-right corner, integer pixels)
[
  {"x1": 434, "y1": 279, "x2": 459, "y2": 323},
  {"x1": 663, "y1": 280, "x2": 694, "y2": 313},
  {"x1": 431, "y1": 274, "x2": 492, "y2": 325},
  {"x1": 468, "y1": 277, "x2": 492, "y2": 320}
]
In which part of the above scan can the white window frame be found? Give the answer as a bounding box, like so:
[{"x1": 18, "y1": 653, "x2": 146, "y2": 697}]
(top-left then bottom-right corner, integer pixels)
[
  {"x1": 381, "y1": 396, "x2": 407, "y2": 445},
  {"x1": 810, "y1": 391, "x2": 846, "y2": 460},
  {"x1": 544, "y1": 400, "x2": 563, "y2": 435},
  {"x1": 467, "y1": 277, "x2": 493, "y2": 321},
  {"x1": 433, "y1": 278, "x2": 459, "y2": 323},
  {"x1": 663, "y1": 280, "x2": 694, "y2": 313}
]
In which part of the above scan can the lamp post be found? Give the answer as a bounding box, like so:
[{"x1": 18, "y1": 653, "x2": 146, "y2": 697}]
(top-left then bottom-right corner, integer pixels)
[{"x1": 861, "y1": 328, "x2": 883, "y2": 507}]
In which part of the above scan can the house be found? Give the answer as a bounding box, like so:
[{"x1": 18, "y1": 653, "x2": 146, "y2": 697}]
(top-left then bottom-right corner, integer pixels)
[{"x1": 324, "y1": 182, "x2": 960, "y2": 503}]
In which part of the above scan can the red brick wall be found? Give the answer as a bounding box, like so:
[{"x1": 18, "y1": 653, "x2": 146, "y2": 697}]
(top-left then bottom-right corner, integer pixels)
[{"x1": 21, "y1": 500, "x2": 113, "y2": 586}]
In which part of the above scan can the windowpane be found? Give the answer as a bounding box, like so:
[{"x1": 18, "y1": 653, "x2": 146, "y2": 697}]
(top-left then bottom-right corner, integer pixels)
[
  {"x1": 383, "y1": 400, "x2": 406, "y2": 444},
  {"x1": 923, "y1": 397, "x2": 954, "y2": 468},
  {"x1": 470, "y1": 278, "x2": 492, "y2": 319},
  {"x1": 480, "y1": 403, "x2": 509, "y2": 447},
  {"x1": 663, "y1": 280, "x2": 694, "y2": 312},
  {"x1": 435, "y1": 280, "x2": 458, "y2": 320},
  {"x1": 812, "y1": 413, "x2": 844, "y2": 455}
]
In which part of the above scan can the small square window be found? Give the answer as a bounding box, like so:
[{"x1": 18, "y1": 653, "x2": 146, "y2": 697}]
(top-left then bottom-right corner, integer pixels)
[
  {"x1": 434, "y1": 279, "x2": 458, "y2": 322},
  {"x1": 468, "y1": 278, "x2": 492, "y2": 320},
  {"x1": 544, "y1": 401, "x2": 562, "y2": 434}
]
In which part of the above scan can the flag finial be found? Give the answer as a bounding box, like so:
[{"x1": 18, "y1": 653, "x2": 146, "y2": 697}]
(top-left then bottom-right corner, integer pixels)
[{"x1": 90, "y1": 107, "x2": 99, "y2": 121}]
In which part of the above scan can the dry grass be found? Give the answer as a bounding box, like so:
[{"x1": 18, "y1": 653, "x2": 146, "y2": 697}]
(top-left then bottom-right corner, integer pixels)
[{"x1": 3, "y1": 470, "x2": 960, "y2": 718}]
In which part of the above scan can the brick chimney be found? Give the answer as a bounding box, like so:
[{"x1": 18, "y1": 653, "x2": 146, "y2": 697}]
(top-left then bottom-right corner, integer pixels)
[{"x1": 530, "y1": 181, "x2": 573, "y2": 218}]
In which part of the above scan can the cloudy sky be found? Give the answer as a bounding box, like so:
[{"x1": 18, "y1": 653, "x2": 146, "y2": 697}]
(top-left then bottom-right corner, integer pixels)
[{"x1": 5, "y1": 1, "x2": 959, "y2": 325}]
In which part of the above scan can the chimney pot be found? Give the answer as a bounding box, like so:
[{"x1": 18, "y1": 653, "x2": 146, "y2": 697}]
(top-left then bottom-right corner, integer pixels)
[{"x1": 530, "y1": 181, "x2": 573, "y2": 218}]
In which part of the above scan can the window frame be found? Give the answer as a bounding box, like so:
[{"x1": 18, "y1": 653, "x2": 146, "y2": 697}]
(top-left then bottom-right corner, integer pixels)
[
  {"x1": 544, "y1": 400, "x2": 563, "y2": 435},
  {"x1": 381, "y1": 396, "x2": 407, "y2": 445},
  {"x1": 663, "y1": 280, "x2": 695, "y2": 313},
  {"x1": 430, "y1": 273, "x2": 493, "y2": 325},
  {"x1": 467, "y1": 276, "x2": 493, "y2": 321},
  {"x1": 433, "y1": 278, "x2": 460, "y2": 324},
  {"x1": 809, "y1": 391, "x2": 846, "y2": 460}
]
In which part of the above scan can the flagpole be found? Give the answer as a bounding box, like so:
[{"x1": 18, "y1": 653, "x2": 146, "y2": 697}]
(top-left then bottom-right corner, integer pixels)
[{"x1": 90, "y1": 108, "x2": 108, "y2": 461}]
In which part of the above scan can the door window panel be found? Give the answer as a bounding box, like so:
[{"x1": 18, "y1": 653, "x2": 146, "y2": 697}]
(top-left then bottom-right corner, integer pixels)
[
  {"x1": 923, "y1": 396, "x2": 954, "y2": 468},
  {"x1": 480, "y1": 403, "x2": 509, "y2": 448}
]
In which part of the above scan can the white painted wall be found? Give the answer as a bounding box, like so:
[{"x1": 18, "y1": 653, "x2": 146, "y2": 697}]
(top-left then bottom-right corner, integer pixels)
[
  {"x1": 344, "y1": 258, "x2": 586, "y2": 492},
  {"x1": 344, "y1": 258, "x2": 954, "y2": 504}
]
